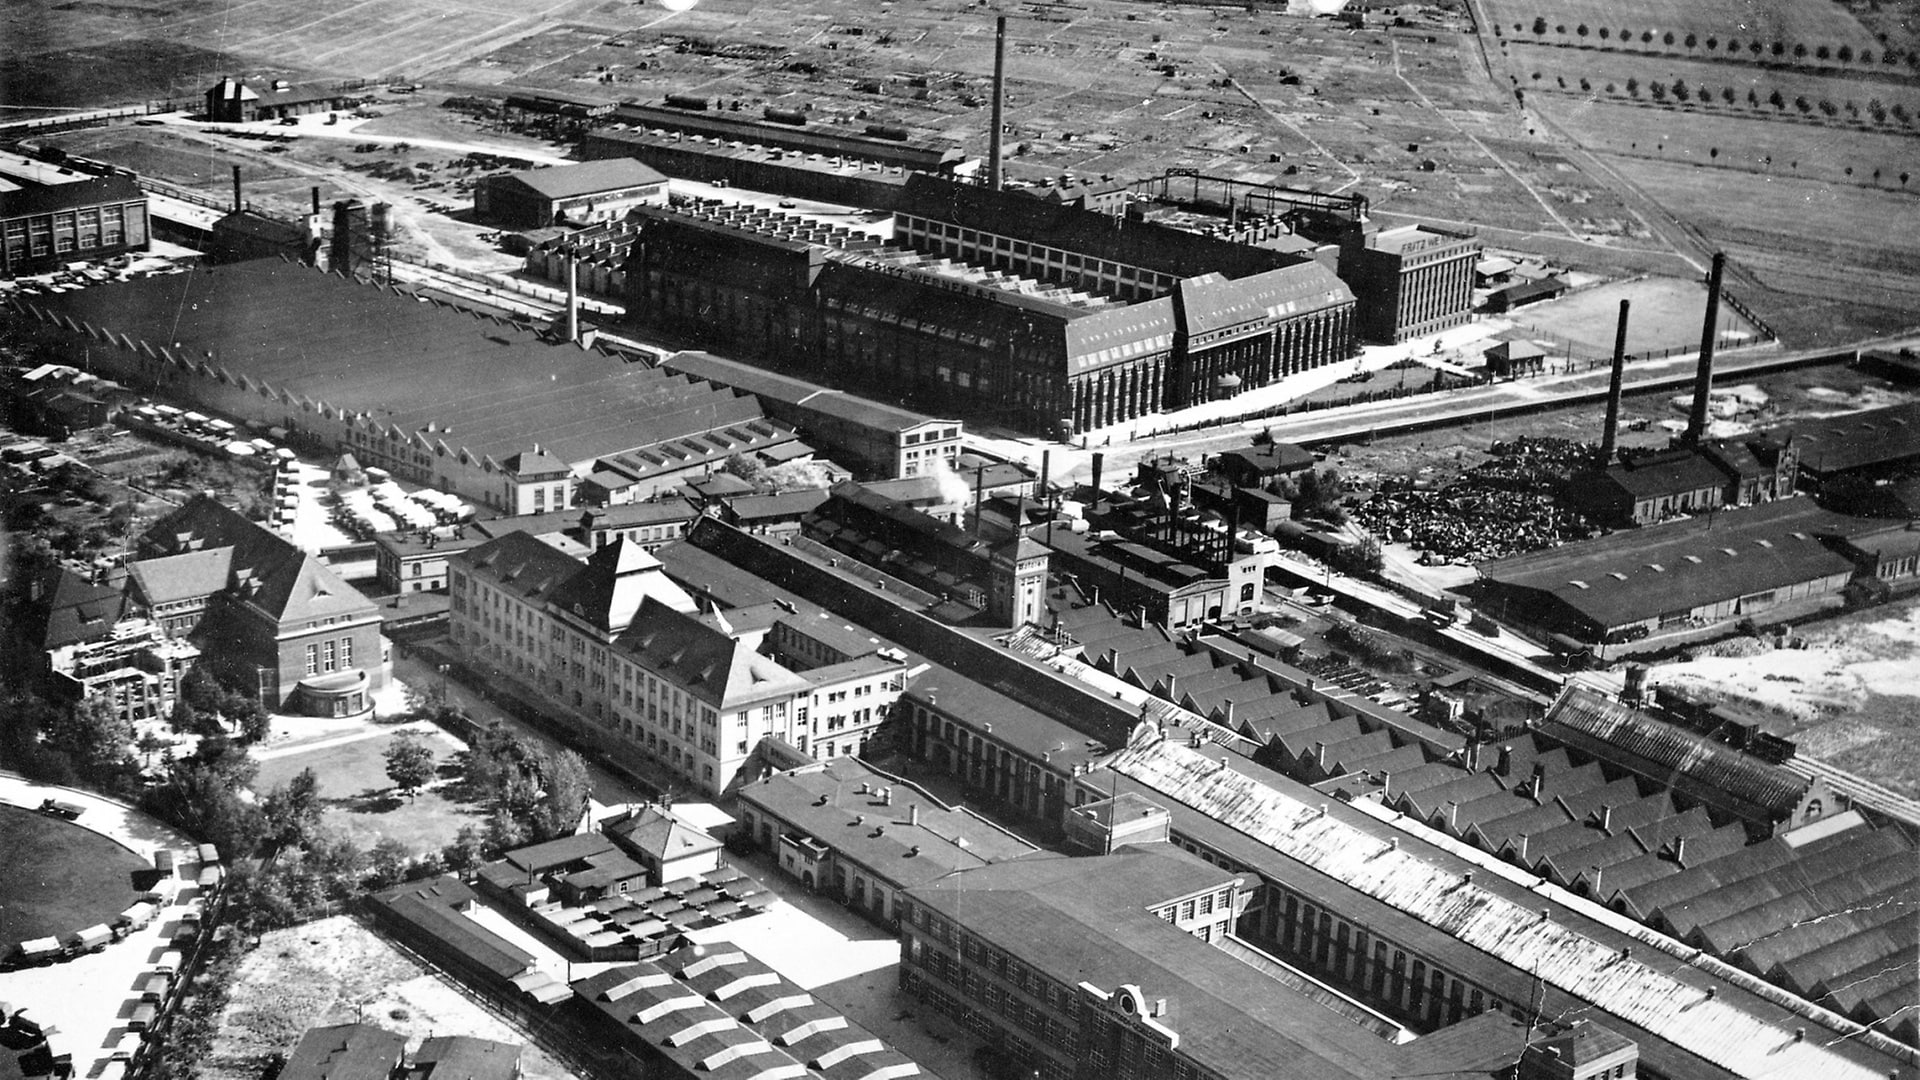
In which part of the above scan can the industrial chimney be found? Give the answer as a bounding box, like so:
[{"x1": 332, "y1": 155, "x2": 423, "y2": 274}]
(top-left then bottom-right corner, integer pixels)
[
  {"x1": 1599, "y1": 299, "x2": 1630, "y2": 466},
  {"x1": 565, "y1": 250, "x2": 580, "y2": 344},
  {"x1": 1090, "y1": 451, "x2": 1105, "y2": 495},
  {"x1": 1684, "y1": 252, "x2": 1727, "y2": 446},
  {"x1": 987, "y1": 16, "x2": 1007, "y2": 191},
  {"x1": 231, "y1": 165, "x2": 243, "y2": 211}
]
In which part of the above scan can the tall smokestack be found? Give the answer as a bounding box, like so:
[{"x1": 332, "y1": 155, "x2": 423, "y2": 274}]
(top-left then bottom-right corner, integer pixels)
[
  {"x1": 565, "y1": 251, "x2": 580, "y2": 343},
  {"x1": 1090, "y1": 451, "x2": 1104, "y2": 495},
  {"x1": 232, "y1": 165, "x2": 243, "y2": 211},
  {"x1": 311, "y1": 186, "x2": 321, "y2": 215},
  {"x1": 1685, "y1": 252, "x2": 1727, "y2": 446},
  {"x1": 1039, "y1": 449, "x2": 1053, "y2": 545},
  {"x1": 987, "y1": 16, "x2": 1007, "y2": 191},
  {"x1": 1600, "y1": 299, "x2": 1630, "y2": 466},
  {"x1": 973, "y1": 463, "x2": 987, "y2": 537}
]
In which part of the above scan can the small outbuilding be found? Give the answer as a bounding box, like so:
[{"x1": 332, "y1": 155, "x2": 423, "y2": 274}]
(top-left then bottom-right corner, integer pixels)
[{"x1": 475, "y1": 158, "x2": 668, "y2": 229}]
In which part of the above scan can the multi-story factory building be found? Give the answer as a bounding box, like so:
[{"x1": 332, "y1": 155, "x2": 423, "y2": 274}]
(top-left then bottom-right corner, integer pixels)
[
  {"x1": 624, "y1": 182, "x2": 1354, "y2": 437},
  {"x1": 1337, "y1": 223, "x2": 1480, "y2": 344}
]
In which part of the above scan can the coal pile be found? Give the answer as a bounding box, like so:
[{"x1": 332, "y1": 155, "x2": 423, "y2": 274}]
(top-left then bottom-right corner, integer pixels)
[{"x1": 1356, "y1": 437, "x2": 1601, "y2": 563}]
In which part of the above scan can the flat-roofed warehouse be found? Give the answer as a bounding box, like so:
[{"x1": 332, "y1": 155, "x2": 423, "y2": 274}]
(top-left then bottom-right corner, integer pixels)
[
  {"x1": 1754, "y1": 401, "x2": 1920, "y2": 488},
  {"x1": 1475, "y1": 498, "x2": 1869, "y2": 646},
  {"x1": 11, "y1": 261, "x2": 803, "y2": 513}
]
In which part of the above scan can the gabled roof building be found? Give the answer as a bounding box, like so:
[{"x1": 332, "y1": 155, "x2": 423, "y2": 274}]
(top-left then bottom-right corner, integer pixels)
[{"x1": 132, "y1": 495, "x2": 384, "y2": 714}]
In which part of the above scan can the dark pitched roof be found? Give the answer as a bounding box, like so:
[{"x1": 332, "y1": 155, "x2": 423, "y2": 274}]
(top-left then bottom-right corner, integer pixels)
[
  {"x1": 602, "y1": 806, "x2": 722, "y2": 865},
  {"x1": 1479, "y1": 498, "x2": 1861, "y2": 631},
  {"x1": 136, "y1": 495, "x2": 375, "y2": 625},
  {"x1": 282, "y1": 1024, "x2": 407, "y2": 1080},
  {"x1": 1601, "y1": 448, "x2": 1733, "y2": 500},
  {"x1": 460, "y1": 530, "x2": 582, "y2": 604},
  {"x1": 1758, "y1": 401, "x2": 1920, "y2": 475},
  {"x1": 613, "y1": 596, "x2": 807, "y2": 710},
  {"x1": 27, "y1": 566, "x2": 129, "y2": 650},
  {"x1": 406, "y1": 1036, "x2": 522, "y2": 1080}
]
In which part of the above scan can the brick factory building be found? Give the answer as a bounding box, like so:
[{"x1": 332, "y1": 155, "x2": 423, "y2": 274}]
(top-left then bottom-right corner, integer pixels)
[
  {"x1": 1336, "y1": 224, "x2": 1480, "y2": 343},
  {"x1": 624, "y1": 182, "x2": 1354, "y2": 437},
  {"x1": 1, "y1": 155, "x2": 148, "y2": 277}
]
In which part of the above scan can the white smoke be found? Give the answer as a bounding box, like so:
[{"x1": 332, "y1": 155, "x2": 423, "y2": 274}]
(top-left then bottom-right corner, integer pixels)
[{"x1": 927, "y1": 456, "x2": 974, "y2": 507}]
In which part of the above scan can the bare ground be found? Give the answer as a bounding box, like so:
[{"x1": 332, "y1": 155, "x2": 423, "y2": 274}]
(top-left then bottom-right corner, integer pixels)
[{"x1": 207, "y1": 915, "x2": 581, "y2": 1080}]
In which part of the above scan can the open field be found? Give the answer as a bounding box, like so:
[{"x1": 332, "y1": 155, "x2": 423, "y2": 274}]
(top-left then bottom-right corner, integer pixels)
[
  {"x1": 1504, "y1": 276, "x2": 1755, "y2": 356},
  {"x1": 208, "y1": 915, "x2": 579, "y2": 1080},
  {"x1": 1599, "y1": 155, "x2": 1920, "y2": 344},
  {"x1": 1529, "y1": 93, "x2": 1920, "y2": 193},
  {"x1": 251, "y1": 727, "x2": 481, "y2": 856},
  {"x1": 1480, "y1": 0, "x2": 1883, "y2": 59},
  {"x1": 0, "y1": 805, "x2": 149, "y2": 953}
]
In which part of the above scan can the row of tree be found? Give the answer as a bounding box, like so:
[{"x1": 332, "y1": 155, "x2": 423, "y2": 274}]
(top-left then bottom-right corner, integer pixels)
[
  {"x1": 1507, "y1": 20, "x2": 1910, "y2": 70},
  {"x1": 1530, "y1": 72, "x2": 1915, "y2": 127}
]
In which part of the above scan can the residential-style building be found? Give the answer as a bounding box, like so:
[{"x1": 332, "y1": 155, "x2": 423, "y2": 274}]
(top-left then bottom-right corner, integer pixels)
[
  {"x1": 202, "y1": 76, "x2": 360, "y2": 122},
  {"x1": 449, "y1": 530, "x2": 909, "y2": 795},
  {"x1": 2, "y1": 172, "x2": 149, "y2": 277},
  {"x1": 404, "y1": 1036, "x2": 523, "y2": 1080},
  {"x1": 1338, "y1": 224, "x2": 1480, "y2": 343},
  {"x1": 475, "y1": 158, "x2": 668, "y2": 229},
  {"x1": 280, "y1": 1024, "x2": 407, "y2": 1080},
  {"x1": 736, "y1": 756, "x2": 1037, "y2": 926},
  {"x1": 599, "y1": 804, "x2": 723, "y2": 886},
  {"x1": 129, "y1": 496, "x2": 385, "y2": 714}
]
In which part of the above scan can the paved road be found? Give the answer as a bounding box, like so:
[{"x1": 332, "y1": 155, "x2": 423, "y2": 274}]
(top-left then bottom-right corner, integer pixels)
[{"x1": 0, "y1": 774, "x2": 203, "y2": 1080}]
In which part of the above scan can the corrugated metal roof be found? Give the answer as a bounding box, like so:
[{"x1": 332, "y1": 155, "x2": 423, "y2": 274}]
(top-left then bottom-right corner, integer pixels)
[
  {"x1": 1108, "y1": 736, "x2": 1897, "y2": 1080},
  {"x1": 1544, "y1": 689, "x2": 1809, "y2": 817}
]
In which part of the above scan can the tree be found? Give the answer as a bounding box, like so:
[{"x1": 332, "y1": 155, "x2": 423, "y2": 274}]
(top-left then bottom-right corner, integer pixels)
[
  {"x1": 43, "y1": 696, "x2": 132, "y2": 778},
  {"x1": 262, "y1": 767, "x2": 324, "y2": 848},
  {"x1": 1769, "y1": 88, "x2": 1786, "y2": 110},
  {"x1": 1722, "y1": 86, "x2": 1737, "y2": 105},
  {"x1": 442, "y1": 824, "x2": 487, "y2": 874},
  {"x1": 720, "y1": 453, "x2": 766, "y2": 484},
  {"x1": 1818, "y1": 99, "x2": 1837, "y2": 117},
  {"x1": 1815, "y1": 44, "x2": 1831, "y2": 60},
  {"x1": 383, "y1": 731, "x2": 436, "y2": 801},
  {"x1": 1531, "y1": 16, "x2": 1547, "y2": 35},
  {"x1": 1576, "y1": 23, "x2": 1587, "y2": 37},
  {"x1": 1837, "y1": 44, "x2": 1853, "y2": 62},
  {"x1": 180, "y1": 664, "x2": 224, "y2": 716},
  {"x1": 1747, "y1": 88, "x2": 1759, "y2": 107},
  {"x1": 485, "y1": 809, "x2": 529, "y2": 856},
  {"x1": 365, "y1": 838, "x2": 412, "y2": 890},
  {"x1": 231, "y1": 696, "x2": 270, "y2": 743},
  {"x1": 144, "y1": 752, "x2": 266, "y2": 858},
  {"x1": 1795, "y1": 95, "x2": 1812, "y2": 113},
  {"x1": 137, "y1": 731, "x2": 168, "y2": 768},
  {"x1": 1684, "y1": 33, "x2": 1697, "y2": 49},
  {"x1": 1650, "y1": 81, "x2": 1668, "y2": 102},
  {"x1": 529, "y1": 748, "x2": 592, "y2": 842},
  {"x1": 1626, "y1": 77, "x2": 1641, "y2": 97},
  {"x1": 1671, "y1": 82, "x2": 1689, "y2": 103}
]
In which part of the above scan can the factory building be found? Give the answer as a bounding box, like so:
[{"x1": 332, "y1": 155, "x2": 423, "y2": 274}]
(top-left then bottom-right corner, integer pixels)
[
  {"x1": 1, "y1": 163, "x2": 148, "y2": 277},
  {"x1": 10, "y1": 261, "x2": 806, "y2": 513},
  {"x1": 474, "y1": 158, "x2": 667, "y2": 229},
  {"x1": 1475, "y1": 498, "x2": 1867, "y2": 646},
  {"x1": 1578, "y1": 439, "x2": 1800, "y2": 527},
  {"x1": 1752, "y1": 401, "x2": 1920, "y2": 489},
  {"x1": 605, "y1": 101, "x2": 966, "y2": 175},
  {"x1": 1336, "y1": 224, "x2": 1481, "y2": 343},
  {"x1": 579, "y1": 126, "x2": 917, "y2": 211},
  {"x1": 623, "y1": 195, "x2": 1354, "y2": 437}
]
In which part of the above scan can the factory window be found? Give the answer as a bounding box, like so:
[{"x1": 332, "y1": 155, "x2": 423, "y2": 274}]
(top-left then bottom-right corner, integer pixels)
[
  {"x1": 304, "y1": 644, "x2": 318, "y2": 676},
  {"x1": 29, "y1": 218, "x2": 51, "y2": 256},
  {"x1": 3, "y1": 221, "x2": 23, "y2": 259},
  {"x1": 77, "y1": 209, "x2": 100, "y2": 249}
]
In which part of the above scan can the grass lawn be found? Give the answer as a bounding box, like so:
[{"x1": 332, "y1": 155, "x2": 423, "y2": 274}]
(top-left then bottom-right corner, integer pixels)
[
  {"x1": 0, "y1": 805, "x2": 149, "y2": 952},
  {"x1": 251, "y1": 730, "x2": 486, "y2": 859}
]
